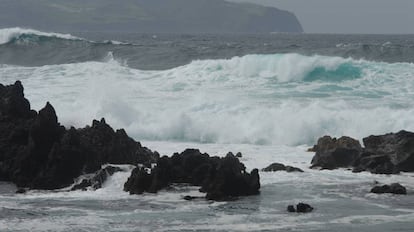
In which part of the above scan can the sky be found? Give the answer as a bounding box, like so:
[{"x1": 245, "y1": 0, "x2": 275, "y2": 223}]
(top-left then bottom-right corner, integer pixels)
[{"x1": 229, "y1": 0, "x2": 414, "y2": 34}]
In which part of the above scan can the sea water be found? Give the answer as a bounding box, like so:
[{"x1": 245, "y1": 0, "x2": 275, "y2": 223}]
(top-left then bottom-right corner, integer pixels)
[{"x1": 0, "y1": 28, "x2": 413, "y2": 231}]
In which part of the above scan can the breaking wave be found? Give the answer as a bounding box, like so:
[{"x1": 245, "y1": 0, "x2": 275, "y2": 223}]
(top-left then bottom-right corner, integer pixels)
[
  {"x1": 1, "y1": 53, "x2": 414, "y2": 145},
  {"x1": 0, "y1": 27, "x2": 127, "y2": 45},
  {"x1": 0, "y1": 27, "x2": 82, "y2": 45}
]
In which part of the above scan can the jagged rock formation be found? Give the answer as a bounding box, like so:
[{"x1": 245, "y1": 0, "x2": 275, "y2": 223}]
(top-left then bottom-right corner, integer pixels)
[
  {"x1": 310, "y1": 131, "x2": 414, "y2": 174},
  {"x1": 1, "y1": 81, "x2": 260, "y2": 201},
  {"x1": 0, "y1": 81, "x2": 158, "y2": 190},
  {"x1": 124, "y1": 149, "x2": 260, "y2": 201}
]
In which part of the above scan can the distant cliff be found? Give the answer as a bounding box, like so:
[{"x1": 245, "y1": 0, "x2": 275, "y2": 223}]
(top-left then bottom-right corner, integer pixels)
[{"x1": 0, "y1": 0, "x2": 303, "y2": 33}]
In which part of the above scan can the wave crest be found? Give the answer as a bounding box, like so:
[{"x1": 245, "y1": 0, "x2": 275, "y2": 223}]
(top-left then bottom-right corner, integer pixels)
[
  {"x1": 2, "y1": 53, "x2": 414, "y2": 145},
  {"x1": 0, "y1": 27, "x2": 127, "y2": 45},
  {"x1": 176, "y1": 53, "x2": 362, "y2": 83},
  {"x1": 0, "y1": 27, "x2": 81, "y2": 45}
]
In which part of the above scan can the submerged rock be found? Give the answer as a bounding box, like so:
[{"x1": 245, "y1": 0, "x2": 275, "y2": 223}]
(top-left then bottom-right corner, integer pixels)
[
  {"x1": 296, "y1": 203, "x2": 314, "y2": 213},
  {"x1": 371, "y1": 183, "x2": 407, "y2": 195},
  {"x1": 0, "y1": 81, "x2": 159, "y2": 190},
  {"x1": 183, "y1": 195, "x2": 204, "y2": 201},
  {"x1": 287, "y1": 205, "x2": 296, "y2": 212},
  {"x1": 124, "y1": 149, "x2": 260, "y2": 201},
  {"x1": 262, "y1": 163, "x2": 304, "y2": 172},
  {"x1": 287, "y1": 203, "x2": 314, "y2": 213},
  {"x1": 15, "y1": 188, "x2": 26, "y2": 194}
]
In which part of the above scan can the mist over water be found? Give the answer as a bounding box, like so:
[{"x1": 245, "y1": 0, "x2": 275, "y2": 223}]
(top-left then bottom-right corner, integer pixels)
[{"x1": 1, "y1": 28, "x2": 414, "y2": 231}]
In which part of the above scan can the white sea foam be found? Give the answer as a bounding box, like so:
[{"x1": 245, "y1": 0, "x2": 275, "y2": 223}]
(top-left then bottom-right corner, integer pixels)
[{"x1": 1, "y1": 53, "x2": 414, "y2": 146}]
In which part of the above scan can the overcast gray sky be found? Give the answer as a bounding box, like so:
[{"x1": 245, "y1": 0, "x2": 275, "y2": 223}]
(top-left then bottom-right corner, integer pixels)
[{"x1": 229, "y1": 0, "x2": 414, "y2": 34}]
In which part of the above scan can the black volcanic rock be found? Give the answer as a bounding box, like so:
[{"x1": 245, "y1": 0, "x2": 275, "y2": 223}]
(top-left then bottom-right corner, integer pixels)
[
  {"x1": 287, "y1": 203, "x2": 314, "y2": 213},
  {"x1": 311, "y1": 131, "x2": 414, "y2": 174},
  {"x1": 287, "y1": 205, "x2": 296, "y2": 212},
  {"x1": 262, "y1": 163, "x2": 303, "y2": 172},
  {"x1": 0, "y1": 80, "x2": 35, "y2": 119},
  {"x1": 310, "y1": 136, "x2": 362, "y2": 169},
  {"x1": 15, "y1": 188, "x2": 26, "y2": 194},
  {"x1": 371, "y1": 183, "x2": 407, "y2": 195},
  {"x1": 124, "y1": 149, "x2": 260, "y2": 201},
  {"x1": 296, "y1": 203, "x2": 314, "y2": 213},
  {"x1": 0, "y1": 81, "x2": 159, "y2": 190},
  {"x1": 203, "y1": 154, "x2": 260, "y2": 201},
  {"x1": 71, "y1": 166, "x2": 123, "y2": 191},
  {"x1": 360, "y1": 131, "x2": 414, "y2": 172},
  {"x1": 183, "y1": 195, "x2": 202, "y2": 201},
  {"x1": 353, "y1": 153, "x2": 399, "y2": 174}
]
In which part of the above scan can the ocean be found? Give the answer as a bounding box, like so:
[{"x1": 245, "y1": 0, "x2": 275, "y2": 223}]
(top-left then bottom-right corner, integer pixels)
[{"x1": 0, "y1": 28, "x2": 413, "y2": 231}]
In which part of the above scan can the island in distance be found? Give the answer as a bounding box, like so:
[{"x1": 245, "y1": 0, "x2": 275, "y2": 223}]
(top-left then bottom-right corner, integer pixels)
[{"x1": 0, "y1": 0, "x2": 303, "y2": 33}]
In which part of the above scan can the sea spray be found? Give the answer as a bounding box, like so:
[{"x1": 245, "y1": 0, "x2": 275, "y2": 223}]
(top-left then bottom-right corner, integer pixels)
[{"x1": 1, "y1": 53, "x2": 414, "y2": 145}]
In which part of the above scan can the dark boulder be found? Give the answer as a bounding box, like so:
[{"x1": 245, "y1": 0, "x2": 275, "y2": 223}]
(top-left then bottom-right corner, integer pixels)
[
  {"x1": 371, "y1": 183, "x2": 407, "y2": 195},
  {"x1": 310, "y1": 136, "x2": 362, "y2": 169},
  {"x1": 124, "y1": 166, "x2": 154, "y2": 194},
  {"x1": 203, "y1": 154, "x2": 260, "y2": 201},
  {"x1": 296, "y1": 203, "x2": 314, "y2": 213},
  {"x1": 287, "y1": 205, "x2": 296, "y2": 212},
  {"x1": 353, "y1": 153, "x2": 399, "y2": 174},
  {"x1": 310, "y1": 131, "x2": 414, "y2": 174},
  {"x1": 124, "y1": 150, "x2": 260, "y2": 201},
  {"x1": 183, "y1": 195, "x2": 204, "y2": 201},
  {"x1": 262, "y1": 163, "x2": 304, "y2": 172},
  {"x1": 0, "y1": 81, "x2": 159, "y2": 190},
  {"x1": 71, "y1": 166, "x2": 123, "y2": 191},
  {"x1": 287, "y1": 203, "x2": 314, "y2": 213},
  {"x1": 362, "y1": 131, "x2": 414, "y2": 172},
  {"x1": 15, "y1": 188, "x2": 26, "y2": 194}
]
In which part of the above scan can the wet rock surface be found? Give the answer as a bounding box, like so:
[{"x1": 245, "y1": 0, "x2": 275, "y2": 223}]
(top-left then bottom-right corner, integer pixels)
[
  {"x1": 0, "y1": 81, "x2": 159, "y2": 190},
  {"x1": 311, "y1": 131, "x2": 414, "y2": 174},
  {"x1": 262, "y1": 163, "x2": 304, "y2": 172},
  {"x1": 124, "y1": 150, "x2": 260, "y2": 201},
  {"x1": 310, "y1": 136, "x2": 362, "y2": 170},
  {"x1": 287, "y1": 203, "x2": 314, "y2": 213},
  {"x1": 71, "y1": 166, "x2": 123, "y2": 191},
  {"x1": 371, "y1": 183, "x2": 407, "y2": 195}
]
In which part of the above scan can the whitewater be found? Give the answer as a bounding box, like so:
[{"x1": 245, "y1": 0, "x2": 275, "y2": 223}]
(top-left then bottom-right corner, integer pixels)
[{"x1": 1, "y1": 28, "x2": 414, "y2": 231}]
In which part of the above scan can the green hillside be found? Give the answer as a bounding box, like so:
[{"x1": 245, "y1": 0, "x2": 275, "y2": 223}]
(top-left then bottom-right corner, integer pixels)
[{"x1": 0, "y1": 0, "x2": 303, "y2": 33}]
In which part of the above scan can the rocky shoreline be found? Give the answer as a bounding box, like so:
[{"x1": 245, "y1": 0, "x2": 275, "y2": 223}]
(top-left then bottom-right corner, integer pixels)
[
  {"x1": 0, "y1": 81, "x2": 260, "y2": 200},
  {"x1": 1, "y1": 81, "x2": 412, "y2": 202}
]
